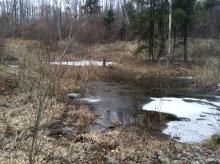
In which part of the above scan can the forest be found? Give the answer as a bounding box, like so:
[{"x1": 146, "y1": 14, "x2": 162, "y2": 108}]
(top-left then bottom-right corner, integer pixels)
[{"x1": 0, "y1": 0, "x2": 220, "y2": 163}]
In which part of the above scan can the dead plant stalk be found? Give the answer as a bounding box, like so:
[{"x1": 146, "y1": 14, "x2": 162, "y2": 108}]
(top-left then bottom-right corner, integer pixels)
[{"x1": 28, "y1": 16, "x2": 74, "y2": 164}]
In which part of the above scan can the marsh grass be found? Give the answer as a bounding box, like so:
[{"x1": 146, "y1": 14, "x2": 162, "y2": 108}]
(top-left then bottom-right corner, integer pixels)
[
  {"x1": 59, "y1": 41, "x2": 137, "y2": 63},
  {"x1": 194, "y1": 57, "x2": 220, "y2": 87},
  {"x1": 66, "y1": 105, "x2": 95, "y2": 132}
]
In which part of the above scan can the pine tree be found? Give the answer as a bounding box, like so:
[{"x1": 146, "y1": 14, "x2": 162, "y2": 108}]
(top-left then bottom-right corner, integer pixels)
[
  {"x1": 103, "y1": 4, "x2": 115, "y2": 31},
  {"x1": 173, "y1": 0, "x2": 197, "y2": 62},
  {"x1": 132, "y1": 0, "x2": 169, "y2": 61}
]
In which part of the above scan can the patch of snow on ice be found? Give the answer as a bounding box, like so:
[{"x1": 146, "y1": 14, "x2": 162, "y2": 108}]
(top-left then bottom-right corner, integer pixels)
[
  {"x1": 51, "y1": 60, "x2": 116, "y2": 67},
  {"x1": 143, "y1": 97, "x2": 220, "y2": 143}
]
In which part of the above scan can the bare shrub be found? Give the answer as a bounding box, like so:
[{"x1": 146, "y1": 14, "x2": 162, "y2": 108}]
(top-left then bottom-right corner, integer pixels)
[
  {"x1": 3, "y1": 33, "x2": 66, "y2": 163},
  {"x1": 54, "y1": 78, "x2": 81, "y2": 102},
  {"x1": 67, "y1": 105, "x2": 95, "y2": 131},
  {"x1": 76, "y1": 17, "x2": 106, "y2": 44},
  {"x1": 58, "y1": 39, "x2": 89, "y2": 56},
  {"x1": 0, "y1": 94, "x2": 66, "y2": 163}
]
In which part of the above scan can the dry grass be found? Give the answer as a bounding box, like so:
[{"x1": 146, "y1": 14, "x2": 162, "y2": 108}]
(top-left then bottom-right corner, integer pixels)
[
  {"x1": 62, "y1": 38, "x2": 220, "y2": 64},
  {"x1": 113, "y1": 62, "x2": 193, "y2": 78},
  {"x1": 0, "y1": 94, "x2": 65, "y2": 132},
  {"x1": 88, "y1": 41, "x2": 137, "y2": 61},
  {"x1": 0, "y1": 65, "x2": 18, "y2": 95},
  {"x1": 66, "y1": 106, "x2": 95, "y2": 129},
  {"x1": 54, "y1": 78, "x2": 81, "y2": 102},
  {"x1": 194, "y1": 57, "x2": 220, "y2": 87},
  {"x1": 189, "y1": 38, "x2": 220, "y2": 61},
  {"x1": 58, "y1": 39, "x2": 89, "y2": 57},
  {"x1": 58, "y1": 65, "x2": 109, "y2": 82},
  {"x1": 0, "y1": 94, "x2": 66, "y2": 163},
  {"x1": 4, "y1": 38, "x2": 41, "y2": 61},
  {"x1": 0, "y1": 108, "x2": 220, "y2": 164},
  {"x1": 50, "y1": 62, "x2": 193, "y2": 86},
  {"x1": 61, "y1": 41, "x2": 138, "y2": 63},
  {"x1": 0, "y1": 93, "x2": 96, "y2": 163},
  {"x1": 0, "y1": 126, "x2": 219, "y2": 163}
]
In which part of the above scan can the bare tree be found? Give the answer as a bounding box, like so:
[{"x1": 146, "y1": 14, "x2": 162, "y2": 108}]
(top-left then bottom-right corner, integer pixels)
[{"x1": 167, "y1": 0, "x2": 172, "y2": 64}]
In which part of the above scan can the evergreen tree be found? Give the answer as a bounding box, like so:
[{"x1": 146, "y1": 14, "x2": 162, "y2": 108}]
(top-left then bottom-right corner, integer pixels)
[
  {"x1": 173, "y1": 0, "x2": 197, "y2": 62},
  {"x1": 132, "y1": 0, "x2": 169, "y2": 61},
  {"x1": 103, "y1": 4, "x2": 115, "y2": 31}
]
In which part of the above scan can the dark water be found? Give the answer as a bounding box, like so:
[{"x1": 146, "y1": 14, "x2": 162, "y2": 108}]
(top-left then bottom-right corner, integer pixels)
[{"x1": 78, "y1": 76, "x2": 220, "y2": 143}]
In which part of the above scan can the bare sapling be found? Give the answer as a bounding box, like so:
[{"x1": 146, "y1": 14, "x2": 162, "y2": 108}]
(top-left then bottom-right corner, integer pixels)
[{"x1": 27, "y1": 17, "x2": 74, "y2": 164}]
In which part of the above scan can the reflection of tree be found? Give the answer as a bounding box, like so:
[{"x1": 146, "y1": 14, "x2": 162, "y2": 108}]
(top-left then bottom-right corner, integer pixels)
[
  {"x1": 118, "y1": 111, "x2": 124, "y2": 124},
  {"x1": 106, "y1": 110, "x2": 111, "y2": 122},
  {"x1": 131, "y1": 88, "x2": 144, "y2": 111}
]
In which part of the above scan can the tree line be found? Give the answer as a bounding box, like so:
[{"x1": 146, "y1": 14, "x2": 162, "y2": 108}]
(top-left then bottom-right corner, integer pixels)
[{"x1": 0, "y1": 0, "x2": 220, "y2": 62}]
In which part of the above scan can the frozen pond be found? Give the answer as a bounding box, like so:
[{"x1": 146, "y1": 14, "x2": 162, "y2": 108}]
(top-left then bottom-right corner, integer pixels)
[
  {"x1": 79, "y1": 77, "x2": 220, "y2": 143},
  {"x1": 143, "y1": 97, "x2": 220, "y2": 143},
  {"x1": 51, "y1": 60, "x2": 116, "y2": 67}
]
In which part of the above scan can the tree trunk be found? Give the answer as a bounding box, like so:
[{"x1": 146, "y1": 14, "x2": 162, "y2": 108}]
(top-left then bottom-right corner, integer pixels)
[
  {"x1": 183, "y1": 23, "x2": 188, "y2": 62},
  {"x1": 149, "y1": 0, "x2": 155, "y2": 61},
  {"x1": 58, "y1": 7, "x2": 62, "y2": 40},
  {"x1": 174, "y1": 24, "x2": 176, "y2": 48},
  {"x1": 19, "y1": 0, "x2": 23, "y2": 26},
  {"x1": 167, "y1": 0, "x2": 172, "y2": 64},
  {"x1": 158, "y1": 20, "x2": 165, "y2": 60}
]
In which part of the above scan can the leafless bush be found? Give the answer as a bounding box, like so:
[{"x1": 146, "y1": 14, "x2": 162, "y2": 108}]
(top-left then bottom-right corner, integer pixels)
[
  {"x1": 15, "y1": 19, "x2": 59, "y2": 55},
  {"x1": 67, "y1": 105, "x2": 95, "y2": 132},
  {"x1": 21, "y1": 17, "x2": 79, "y2": 163},
  {"x1": 12, "y1": 44, "x2": 60, "y2": 163},
  {"x1": 76, "y1": 17, "x2": 106, "y2": 44},
  {"x1": 54, "y1": 78, "x2": 81, "y2": 102},
  {"x1": 58, "y1": 39, "x2": 89, "y2": 56}
]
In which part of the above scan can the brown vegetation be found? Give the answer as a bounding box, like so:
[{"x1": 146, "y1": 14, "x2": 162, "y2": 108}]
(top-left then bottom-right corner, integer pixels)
[
  {"x1": 194, "y1": 58, "x2": 220, "y2": 87},
  {"x1": 0, "y1": 0, "x2": 219, "y2": 162},
  {"x1": 0, "y1": 36, "x2": 220, "y2": 163},
  {"x1": 0, "y1": 93, "x2": 94, "y2": 163},
  {"x1": 0, "y1": 66, "x2": 18, "y2": 95},
  {"x1": 66, "y1": 106, "x2": 95, "y2": 130}
]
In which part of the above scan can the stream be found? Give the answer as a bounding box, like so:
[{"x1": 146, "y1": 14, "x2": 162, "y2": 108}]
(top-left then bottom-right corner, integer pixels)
[{"x1": 79, "y1": 76, "x2": 220, "y2": 143}]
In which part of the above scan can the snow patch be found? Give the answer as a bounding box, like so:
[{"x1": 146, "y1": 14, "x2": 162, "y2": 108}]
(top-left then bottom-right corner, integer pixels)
[
  {"x1": 8, "y1": 65, "x2": 19, "y2": 68},
  {"x1": 143, "y1": 97, "x2": 220, "y2": 143},
  {"x1": 80, "y1": 97, "x2": 100, "y2": 103},
  {"x1": 50, "y1": 60, "x2": 116, "y2": 67}
]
